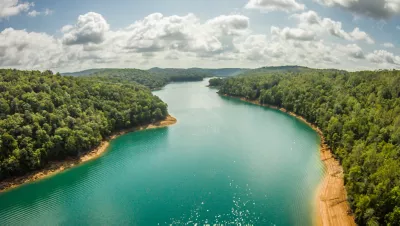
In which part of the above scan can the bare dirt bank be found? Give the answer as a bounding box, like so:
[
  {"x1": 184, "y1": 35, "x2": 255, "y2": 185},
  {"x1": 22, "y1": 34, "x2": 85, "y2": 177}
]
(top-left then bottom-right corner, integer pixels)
[
  {"x1": 0, "y1": 115, "x2": 177, "y2": 193},
  {"x1": 222, "y1": 95, "x2": 355, "y2": 226}
]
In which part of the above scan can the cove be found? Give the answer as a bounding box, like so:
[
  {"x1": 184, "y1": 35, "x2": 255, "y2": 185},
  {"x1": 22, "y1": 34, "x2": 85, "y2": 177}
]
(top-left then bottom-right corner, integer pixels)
[{"x1": 0, "y1": 79, "x2": 324, "y2": 225}]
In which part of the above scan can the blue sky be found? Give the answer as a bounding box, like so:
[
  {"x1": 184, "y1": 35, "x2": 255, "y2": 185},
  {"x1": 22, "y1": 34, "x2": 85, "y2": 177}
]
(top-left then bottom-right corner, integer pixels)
[{"x1": 0, "y1": 0, "x2": 400, "y2": 72}]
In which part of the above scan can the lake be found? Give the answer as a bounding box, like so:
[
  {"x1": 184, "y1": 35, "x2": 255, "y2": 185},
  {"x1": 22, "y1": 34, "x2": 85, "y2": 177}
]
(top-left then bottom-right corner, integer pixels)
[{"x1": 0, "y1": 79, "x2": 324, "y2": 225}]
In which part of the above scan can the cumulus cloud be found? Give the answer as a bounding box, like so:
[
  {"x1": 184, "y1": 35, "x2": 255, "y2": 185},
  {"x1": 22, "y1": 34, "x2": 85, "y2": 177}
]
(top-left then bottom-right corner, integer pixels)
[
  {"x1": 293, "y1": 11, "x2": 375, "y2": 44},
  {"x1": 62, "y1": 12, "x2": 110, "y2": 45},
  {"x1": 0, "y1": 0, "x2": 32, "y2": 18},
  {"x1": 340, "y1": 44, "x2": 365, "y2": 59},
  {"x1": 0, "y1": 28, "x2": 62, "y2": 68},
  {"x1": 271, "y1": 26, "x2": 316, "y2": 41},
  {"x1": 383, "y1": 42, "x2": 395, "y2": 48},
  {"x1": 350, "y1": 27, "x2": 374, "y2": 44},
  {"x1": 0, "y1": 12, "x2": 255, "y2": 71},
  {"x1": 366, "y1": 50, "x2": 400, "y2": 65},
  {"x1": 315, "y1": 0, "x2": 400, "y2": 19},
  {"x1": 245, "y1": 0, "x2": 305, "y2": 12},
  {"x1": 118, "y1": 13, "x2": 250, "y2": 56},
  {"x1": 119, "y1": 13, "x2": 219, "y2": 54},
  {"x1": 239, "y1": 33, "x2": 340, "y2": 66},
  {"x1": 241, "y1": 35, "x2": 270, "y2": 61},
  {"x1": 0, "y1": 10, "x2": 395, "y2": 72},
  {"x1": 206, "y1": 15, "x2": 250, "y2": 36}
]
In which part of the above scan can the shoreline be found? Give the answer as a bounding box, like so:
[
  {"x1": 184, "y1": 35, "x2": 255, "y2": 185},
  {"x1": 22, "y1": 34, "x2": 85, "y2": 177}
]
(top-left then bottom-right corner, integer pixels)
[
  {"x1": 221, "y1": 94, "x2": 355, "y2": 226},
  {"x1": 0, "y1": 115, "x2": 177, "y2": 193}
]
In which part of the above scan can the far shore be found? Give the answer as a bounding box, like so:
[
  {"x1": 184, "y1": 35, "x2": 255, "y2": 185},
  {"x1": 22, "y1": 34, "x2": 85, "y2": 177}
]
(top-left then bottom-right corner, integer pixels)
[
  {"x1": 221, "y1": 94, "x2": 356, "y2": 226},
  {"x1": 0, "y1": 115, "x2": 177, "y2": 193}
]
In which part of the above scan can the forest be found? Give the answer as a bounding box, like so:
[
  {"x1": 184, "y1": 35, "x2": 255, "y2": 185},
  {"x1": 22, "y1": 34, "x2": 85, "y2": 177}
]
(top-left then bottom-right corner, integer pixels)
[
  {"x1": 148, "y1": 68, "x2": 212, "y2": 82},
  {"x1": 84, "y1": 69, "x2": 168, "y2": 89},
  {"x1": 216, "y1": 69, "x2": 400, "y2": 225},
  {"x1": 208, "y1": 78, "x2": 225, "y2": 87},
  {"x1": 0, "y1": 69, "x2": 168, "y2": 180},
  {"x1": 77, "y1": 68, "x2": 221, "y2": 89}
]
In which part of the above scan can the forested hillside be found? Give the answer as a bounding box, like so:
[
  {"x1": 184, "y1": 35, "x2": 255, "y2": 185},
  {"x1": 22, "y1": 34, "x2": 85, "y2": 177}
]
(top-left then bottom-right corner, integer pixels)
[
  {"x1": 208, "y1": 78, "x2": 225, "y2": 87},
  {"x1": 216, "y1": 70, "x2": 400, "y2": 225},
  {"x1": 0, "y1": 69, "x2": 168, "y2": 180},
  {"x1": 76, "y1": 68, "x2": 215, "y2": 89},
  {"x1": 148, "y1": 68, "x2": 212, "y2": 82},
  {"x1": 188, "y1": 68, "x2": 247, "y2": 77},
  {"x1": 61, "y1": 69, "x2": 106, "y2": 77},
  {"x1": 84, "y1": 69, "x2": 168, "y2": 89}
]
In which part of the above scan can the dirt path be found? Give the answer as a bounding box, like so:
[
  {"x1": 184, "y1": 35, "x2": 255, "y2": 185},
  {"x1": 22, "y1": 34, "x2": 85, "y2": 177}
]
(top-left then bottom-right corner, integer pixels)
[{"x1": 0, "y1": 115, "x2": 177, "y2": 193}]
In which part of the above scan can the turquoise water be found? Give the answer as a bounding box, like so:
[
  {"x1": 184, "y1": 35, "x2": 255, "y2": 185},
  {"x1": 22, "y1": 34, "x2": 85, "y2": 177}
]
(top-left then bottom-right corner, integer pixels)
[{"x1": 0, "y1": 80, "x2": 324, "y2": 225}]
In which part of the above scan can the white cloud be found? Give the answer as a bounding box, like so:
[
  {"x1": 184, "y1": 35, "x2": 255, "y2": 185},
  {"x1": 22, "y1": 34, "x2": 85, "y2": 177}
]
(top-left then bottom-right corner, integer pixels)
[
  {"x1": 350, "y1": 27, "x2": 374, "y2": 44},
  {"x1": 27, "y1": 9, "x2": 38, "y2": 17},
  {"x1": 245, "y1": 0, "x2": 305, "y2": 12},
  {"x1": 239, "y1": 33, "x2": 341, "y2": 66},
  {"x1": 0, "y1": 11, "x2": 395, "y2": 72},
  {"x1": 62, "y1": 12, "x2": 110, "y2": 45},
  {"x1": 0, "y1": 0, "x2": 32, "y2": 18},
  {"x1": 315, "y1": 0, "x2": 400, "y2": 19},
  {"x1": 271, "y1": 26, "x2": 316, "y2": 41},
  {"x1": 117, "y1": 13, "x2": 250, "y2": 56},
  {"x1": 0, "y1": 28, "x2": 62, "y2": 68},
  {"x1": 397, "y1": 25, "x2": 400, "y2": 30},
  {"x1": 383, "y1": 42, "x2": 395, "y2": 48},
  {"x1": 206, "y1": 15, "x2": 250, "y2": 36},
  {"x1": 339, "y1": 44, "x2": 365, "y2": 59},
  {"x1": 293, "y1": 11, "x2": 375, "y2": 44},
  {"x1": 366, "y1": 50, "x2": 400, "y2": 65},
  {"x1": 119, "y1": 13, "x2": 221, "y2": 54},
  {"x1": 28, "y1": 8, "x2": 53, "y2": 17}
]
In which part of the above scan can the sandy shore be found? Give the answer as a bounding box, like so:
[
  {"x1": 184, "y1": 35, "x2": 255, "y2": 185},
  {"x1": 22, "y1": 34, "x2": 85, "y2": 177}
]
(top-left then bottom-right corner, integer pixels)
[
  {"x1": 0, "y1": 115, "x2": 177, "y2": 193},
  {"x1": 222, "y1": 95, "x2": 355, "y2": 226}
]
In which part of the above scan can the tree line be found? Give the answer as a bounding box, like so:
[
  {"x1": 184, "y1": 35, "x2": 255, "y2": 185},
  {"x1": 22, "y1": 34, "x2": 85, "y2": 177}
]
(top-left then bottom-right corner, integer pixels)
[
  {"x1": 83, "y1": 68, "x2": 215, "y2": 90},
  {"x1": 216, "y1": 69, "x2": 400, "y2": 225}
]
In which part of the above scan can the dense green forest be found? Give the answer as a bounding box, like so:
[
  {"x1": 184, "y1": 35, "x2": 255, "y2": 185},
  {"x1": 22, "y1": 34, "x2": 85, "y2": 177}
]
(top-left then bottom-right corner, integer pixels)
[
  {"x1": 185, "y1": 68, "x2": 247, "y2": 77},
  {"x1": 216, "y1": 70, "x2": 400, "y2": 225},
  {"x1": 148, "y1": 68, "x2": 212, "y2": 82},
  {"x1": 64, "y1": 67, "x2": 246, "y2": 85},
  {"x1": 84, "y1": 69, "x2": 168, "y2": 89},
  {"x1": 78, "y1": 68, "x2": 218, "y2": 89},
  {"x1": 208, "y1": 78, "x2": 226, "y2": 87},
  {"x1": 0, "y1": 69, "x2": 168, "y2": 180},
  {"x1": 61, "y1": 69, "x2": 106, "y2": 77}
]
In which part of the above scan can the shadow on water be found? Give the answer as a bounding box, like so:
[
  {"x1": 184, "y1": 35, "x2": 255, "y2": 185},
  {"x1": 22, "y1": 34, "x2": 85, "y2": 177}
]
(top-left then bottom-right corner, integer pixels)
[
  {"x1": 0, "y1": 127, "x2": 171, "y2": 225},
  {"x1": 219, "y1": 95, "x2": 318, "y2": 134}
]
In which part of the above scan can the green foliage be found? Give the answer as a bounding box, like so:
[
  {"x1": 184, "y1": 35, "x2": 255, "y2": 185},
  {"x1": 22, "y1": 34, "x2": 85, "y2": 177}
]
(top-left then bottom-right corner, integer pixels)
[
  {"x1": 81, "y1": 68, "x2": 217, "y2": 89},
  {"x1": 208, "y1": 78, "x2": 226, "y2": 87},
  {"x1": 218, "y1": 69, "x2": 400, "y2": 225},
  {"x1": 0, "y1": 69, "x2": 168, "y2": 180},
  {"x1": 187, "y1": 68, "x2": 247, "y2": 77},
  {"x1": 85, "y1": 69, "x2": 168, "y2": 89},
  {"x1": 148, "y1": 68, "x2": 212, "y2": 82}
]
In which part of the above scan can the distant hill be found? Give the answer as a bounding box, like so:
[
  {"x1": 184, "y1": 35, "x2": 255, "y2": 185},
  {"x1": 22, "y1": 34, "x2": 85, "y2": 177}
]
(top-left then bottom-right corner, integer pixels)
[
  {"x1": 239, "y1": 65, "x2": 346, "y2": 76},
  {"x1": 61, "y1": 67, "x2": 253, "y2": 78},
  {"x1": 81, "y1": 69, "x2": 168, "y2": 90},
  {"x1": 148, "y1": 68, "x2": 211, "y2": 82},
  {"x1": 61, "y1": 69, "x2": 107, "y2": 76},
  {"x1": 187, "y1": 68, "x2": 248, "y2": 77},
  {"x1": 60, "y1": 66, "x2": 343, "y2": 89}
]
